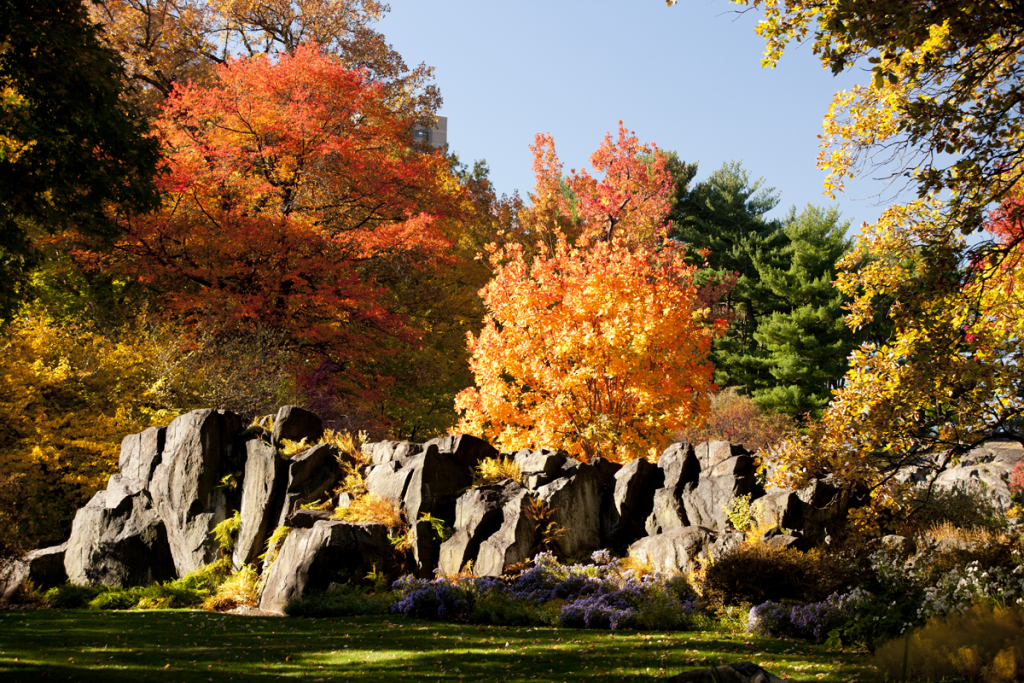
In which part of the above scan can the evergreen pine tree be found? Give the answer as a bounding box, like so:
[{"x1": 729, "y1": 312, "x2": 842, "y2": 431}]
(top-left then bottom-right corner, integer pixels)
[
  {"x1": 752, "y1": 205, "x2": 856, "y2": 418},
  {"x1": 668, "y1": 161, "x2": 789, "y2": 395}
]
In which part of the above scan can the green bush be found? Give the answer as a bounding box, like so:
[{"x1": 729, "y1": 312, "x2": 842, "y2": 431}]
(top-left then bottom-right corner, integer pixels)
[
  {"x1": 42, "y1": 560, "x2": 232, "y2": 611},
  {"x1": 699, "y1": 542, "x2": 870, "y2": 606},
  {"x1": 284, "y1": 586, "x2": 395, "y2": 618},
  {"x1": 44, "y1": 583, "x2": 103, "y2": 608}
]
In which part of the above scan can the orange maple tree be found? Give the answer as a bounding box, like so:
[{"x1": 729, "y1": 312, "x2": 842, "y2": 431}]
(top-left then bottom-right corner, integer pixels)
[
  {"x1": 455, "y1": 125, "x2": 726, "y2": 463},
  {"x1": 80, "y1": 44, "x2": 465, "y2": 404}
]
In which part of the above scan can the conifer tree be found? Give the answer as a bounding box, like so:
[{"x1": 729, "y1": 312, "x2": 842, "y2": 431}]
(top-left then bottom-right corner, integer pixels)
[
  {"x1": 753, "y1": 205, "x2": 856, "y2": 418},
  {"x1": 668, "y1": 161, "x2": 789, "y2": 395}
]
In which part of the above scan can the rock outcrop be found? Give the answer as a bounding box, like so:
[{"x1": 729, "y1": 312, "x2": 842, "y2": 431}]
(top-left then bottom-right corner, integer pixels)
[
  {"x1": 1, "y1": 543, "x2": 68, "y2": 600},
  {"x1": 19, "y1": 403, "x2": 1021, "y2": 612},
  {"x1": 259, "y1": 521, "x2": 391, "y2": 613},
  {"x1": 64, "y1": 488, "x2": 176, "y2": 587},
  {"x1": 150, "y1": 409, "x2": 244, "y2": 577}
]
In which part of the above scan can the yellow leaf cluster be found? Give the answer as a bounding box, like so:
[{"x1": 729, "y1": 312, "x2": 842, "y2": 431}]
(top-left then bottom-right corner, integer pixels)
[
  {"x1": 767, "y1": 198, "x2": 1024, "y2": 530},
  {"x1": 0, "y1": 312, "x2": 201, "y2": 545}
]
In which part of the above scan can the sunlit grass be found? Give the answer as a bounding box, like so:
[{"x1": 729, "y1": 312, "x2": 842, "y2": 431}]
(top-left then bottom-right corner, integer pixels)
[{"x1": 0, "y1": 610, "x2": 872, "y2": 682}]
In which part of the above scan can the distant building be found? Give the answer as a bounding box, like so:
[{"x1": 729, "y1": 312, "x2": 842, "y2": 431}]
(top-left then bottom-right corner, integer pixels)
[{"x1": 412, "y1": 115, "x2": 447, "y2": 149}]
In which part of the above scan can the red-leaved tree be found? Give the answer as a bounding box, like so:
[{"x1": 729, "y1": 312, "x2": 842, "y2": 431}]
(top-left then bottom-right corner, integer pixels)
[
  {"x1": 78, "y1": 44, "x2": 465, "y2": 411},
  {"x1": 455, "y1": 125, "x2": 726, "y2": 463}
]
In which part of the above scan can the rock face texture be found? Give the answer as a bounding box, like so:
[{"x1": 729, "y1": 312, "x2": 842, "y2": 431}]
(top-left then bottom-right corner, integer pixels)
[
  {"x1": 1, "y1": 543, "x2": 68, "y2": 601},
  {"x1": 18, "y1": 404, "x2": 1021, "y2": 610},
  {"x1": 233, "y1": 439, "x2": 287, "y2": 569},
  {"x1": 64, "y1": 488, "x2": 176, "y2": 587},
  {"x1": 629, "y1": 526, "x2": 714, "y2": 575},
  {"x1": 150, "y1": 409, "x2": 244, "y2": 577},
  {"x1": 258, "y1": 521, "x2": 391, "y2": 613}
]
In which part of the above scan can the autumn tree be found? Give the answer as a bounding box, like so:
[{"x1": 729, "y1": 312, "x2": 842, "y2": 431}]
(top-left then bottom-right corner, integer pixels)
[
  {"x1": 66, "y1": 44, "x2": 465, "y2": 424},
  {"x1": 87, "y1": 0, "x2": 439, "y2": 119},
  {"x1": 455, "y1": 125, "x2": 725, "y2": 463},
  {"x1": 0, "y1": 0, "x2": 159, "y2": 323},
  {"x1": 0, "y1": 311, "x2": 204, "y2": 547},
  {"x1": 661, "y1": 0, "x2": 1024, "y2": 527}
]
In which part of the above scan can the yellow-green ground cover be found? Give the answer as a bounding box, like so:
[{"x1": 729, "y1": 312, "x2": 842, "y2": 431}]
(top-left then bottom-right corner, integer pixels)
[{"x1": 0, "y1": 610, "x2": 870, "y2": 682}]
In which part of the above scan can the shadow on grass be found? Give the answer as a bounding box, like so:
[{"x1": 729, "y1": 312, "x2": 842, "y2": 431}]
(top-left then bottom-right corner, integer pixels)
[{"x1": 0, "y1": 610, "x2": 871, "y2": 682}]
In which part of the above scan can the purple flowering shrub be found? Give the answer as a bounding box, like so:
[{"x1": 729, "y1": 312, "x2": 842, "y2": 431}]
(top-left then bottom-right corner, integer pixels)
[
  {"x1": 747, "y1": 593, "x2": 847, "y2": 642},
  {"x1": 390, "y1": 575, "x2": 474, "y2": 620},
  {"x1": 389, "y1": 550, "x2": 699, "y2": 631}
]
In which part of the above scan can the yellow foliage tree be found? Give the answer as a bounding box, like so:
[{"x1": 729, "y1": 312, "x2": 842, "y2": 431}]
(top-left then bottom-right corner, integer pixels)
[
  {"x1": 661, "y1": 0, "x2": 1024, "y2": 529},
  {"x1": 0, "y1": 312, "x2": 202, "y2": 546},
  {"x1": 455, "y1": 125, "x2": 725, "y2": 463},
  {"x1": 767, "y1": 199, "x2": 1024, "y2": 530}
]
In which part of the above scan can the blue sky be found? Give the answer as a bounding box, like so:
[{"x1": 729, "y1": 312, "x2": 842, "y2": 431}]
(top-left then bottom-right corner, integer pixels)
[{"x1": 378, "y1": 0, "x2": 894, "y2": 231}]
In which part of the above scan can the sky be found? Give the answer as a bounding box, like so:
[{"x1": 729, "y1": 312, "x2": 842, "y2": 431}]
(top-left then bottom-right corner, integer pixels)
[{"x1": 377, "y1": 0, "x2": 896, "y2": 231}]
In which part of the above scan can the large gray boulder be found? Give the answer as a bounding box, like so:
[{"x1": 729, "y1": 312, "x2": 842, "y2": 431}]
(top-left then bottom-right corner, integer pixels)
[
  {"x1": 680, "y1": 472, "x2": 757, "y2": 532},
  {"x1": 668, "y1": 661, "x2": 784, "y2": 683},
  {"x1": 64, "y1": 488, "x2": 175, "y2": 587},
  {"x1": 149, "y1": 409, "x2": 244, "y2": 577},
  {"x1": 271, "y1": 405, "x2": 323, "y2": 445},
  {"x1": 117, "y1": 426, "x2": 165, "y2": 493},
  {"x1": 363, "y1": 440, "x2": 423, "y2": 467},
  {"x1": 515, "y1": 449, "x2": 568, "y2": 489},
  {"x1": 752, "y1": 489, "x2": 803, "y2": 532},
  {"x1": 536, "y1": 462, "x2": 603, "y2": 558},
  {"x1": 932, "y1": 461, "x2": 1017, "y2": 510},
  {"x1": 1, "y1": 543, "x2": 68, "y2": 601},
  {"x1": 274, "y1": 443, "x2": 341, "y2": 528},
  {"x1": 424, "y1": 433, "x2": 498, "y2": 469},
  {"x1": 694, "y1": 441, "x2": 748, "y2": 473},
  {"x1": 475, "y1": 486, "x2": 539, "y2": 576},
  {"x1": 233, "y1": 439, "x2": 288, "y2": 569},
  {"x1": 259, "y1": 520, "x2": 391, "y2": 614},
  {"x1": 602, "y1": 457, "x2": 660, "y2": 548},
  {"x1": 645, "y1": 442, "x2": 701, "y2": 535},
  {"x1": 660, "y1": 442, "x2": 701, "y2": 488},
  {"x1": 629, "y1": 526, "x2": 715, "y2": 574},
  {"x1": 438, "y1": 483, "x2": 515, "y2": 575},
  {"x1": 366, "y1": 443, "x2": 475, "y2": 521},
  {"x1": 795, "y1": 477, "x2": 852, "y2": 543}
]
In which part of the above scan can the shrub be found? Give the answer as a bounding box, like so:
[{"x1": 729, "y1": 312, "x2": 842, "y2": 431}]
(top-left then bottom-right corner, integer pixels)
[
  {"x1": 674, "y1": 387, "x2": 796, "y2": 453},
  {"x1": 332, "y1": 492, "x2": 405, "y2": 527},
  {"x1": 699, "y1": 542, "x2": 870, "y2": 606},
  {"x1": 44, "y1": 583, "x2": 104, "y2": 609},
  {"x1": 211, "y1": 511, "x2": 241, "y2": 554},
  {"x1": 390, "y1": 551, "x2": 700, "y2": 632},
  {"x1": 390, "y1": 575, "x2": 475, "y2": 620},
  {"x1": 204, "y1": 564, "x2": 260, "y2": 611},
  {"x1": 284, "y1": 585, "x2": 394, "y2": 618},
  {"x1": 261, "y1": 525, "x2": 293, "y2": 567},
  {"x1": 1010, "y1": 462, "x2": 1024, "y2": 497},
  {"x1": 747, "y1": 593, "x2": 848, "y2": 642},
  {"x1": 873, "y1": 604, "x2": 1024, "y2": 682}
]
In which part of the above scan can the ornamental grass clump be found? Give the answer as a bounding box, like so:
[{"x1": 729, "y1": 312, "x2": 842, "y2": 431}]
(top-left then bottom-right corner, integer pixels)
[
  {"x1": 473, "y1": 456, "x2": 521, "y2": 486},
  {"x1": 332, "y1": 492, "x2": 405, "y2": 527}
]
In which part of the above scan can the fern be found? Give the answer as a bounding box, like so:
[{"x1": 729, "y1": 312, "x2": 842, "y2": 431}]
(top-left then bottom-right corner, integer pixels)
[{"x1": 210, "y1": 510, "x2": 241, "y2": 553}]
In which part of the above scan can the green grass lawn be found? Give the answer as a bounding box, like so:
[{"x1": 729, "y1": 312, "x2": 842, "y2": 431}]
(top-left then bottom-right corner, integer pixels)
[{"x1": 0, "y1": 610, "x2": 872, "y2": 682}]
